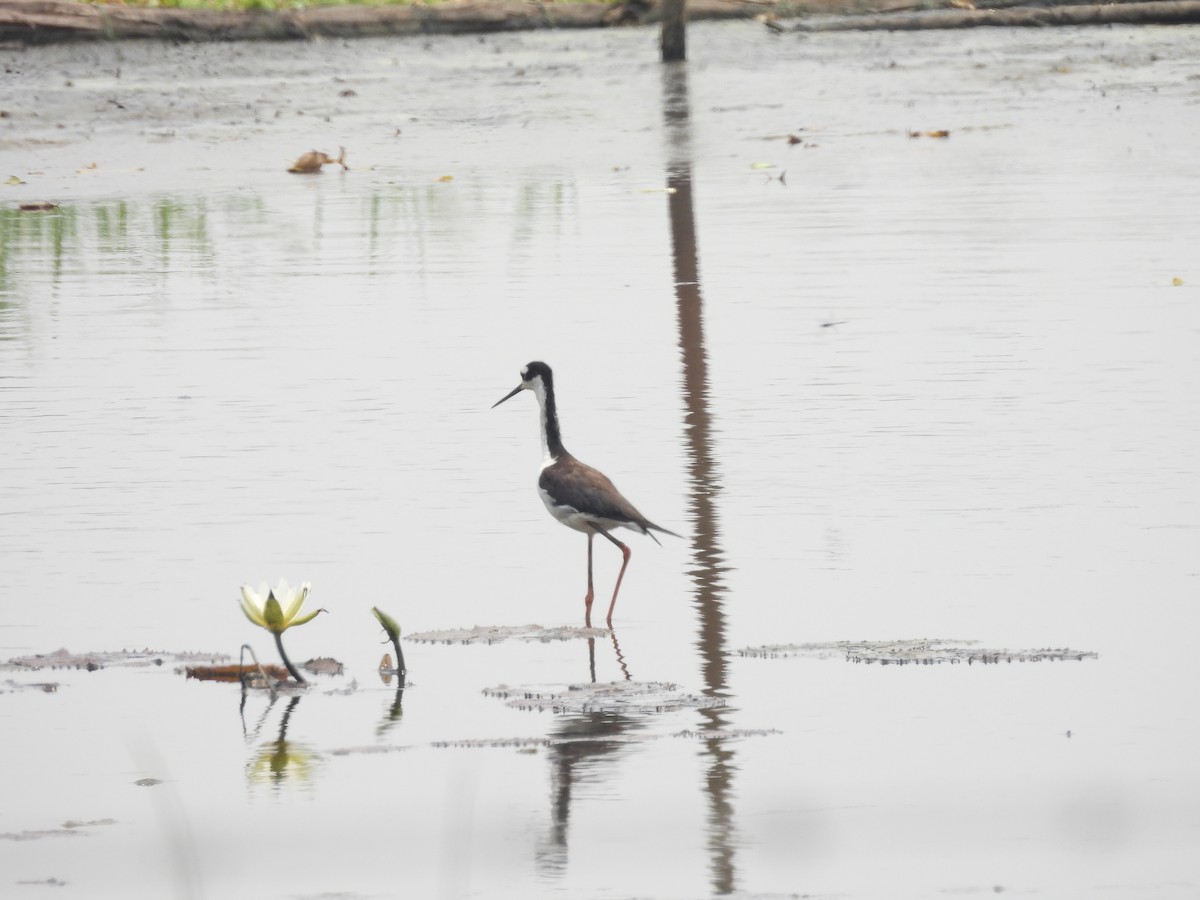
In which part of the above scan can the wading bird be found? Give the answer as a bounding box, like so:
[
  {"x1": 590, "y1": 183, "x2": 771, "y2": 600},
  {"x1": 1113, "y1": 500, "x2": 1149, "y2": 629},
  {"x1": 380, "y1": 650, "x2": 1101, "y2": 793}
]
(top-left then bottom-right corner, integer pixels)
[{"x1": 493, "y1": 361, "x2": 679, "y2": 628}]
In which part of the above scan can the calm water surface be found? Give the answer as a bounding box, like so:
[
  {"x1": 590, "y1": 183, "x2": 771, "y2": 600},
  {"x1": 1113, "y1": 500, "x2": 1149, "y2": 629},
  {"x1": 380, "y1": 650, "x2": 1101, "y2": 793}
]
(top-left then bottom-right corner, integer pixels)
[{"x1": 2, "y1": 21, "x2": 1198, "y2": 900}]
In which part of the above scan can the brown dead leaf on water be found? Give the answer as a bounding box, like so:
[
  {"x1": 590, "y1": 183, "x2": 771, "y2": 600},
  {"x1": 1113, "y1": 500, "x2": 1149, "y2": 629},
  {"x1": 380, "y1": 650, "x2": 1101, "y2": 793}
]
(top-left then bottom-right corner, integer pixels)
[
  {"x1": 908, "y1": 129, "x2": 951, "y2": 139},
  {"x1": 186, "y1": 663, "x2": 290, "y2": 682},
  {"x1": 288, "y1": 146, "x2": 348, "y2": 174}
]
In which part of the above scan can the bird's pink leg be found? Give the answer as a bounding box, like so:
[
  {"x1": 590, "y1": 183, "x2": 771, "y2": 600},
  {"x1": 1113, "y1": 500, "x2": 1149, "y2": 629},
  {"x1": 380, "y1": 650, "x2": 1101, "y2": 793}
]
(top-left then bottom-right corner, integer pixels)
[
  {"x1": 592, "y1": 526, "x2": 632, "y2": 628},
  {"x1": 606, "y1": 542, "x2": 632, "y2": 627},
  {"x1": 584, "y1": 532, "x2": 595, "y2": 628}
]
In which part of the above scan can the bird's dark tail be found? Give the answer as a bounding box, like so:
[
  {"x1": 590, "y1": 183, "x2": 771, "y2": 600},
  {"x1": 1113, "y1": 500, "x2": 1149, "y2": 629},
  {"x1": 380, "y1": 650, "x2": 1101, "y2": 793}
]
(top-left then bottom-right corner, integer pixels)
[{"x1": 643, "y1": 521, "x2": 682, "y2": 545}]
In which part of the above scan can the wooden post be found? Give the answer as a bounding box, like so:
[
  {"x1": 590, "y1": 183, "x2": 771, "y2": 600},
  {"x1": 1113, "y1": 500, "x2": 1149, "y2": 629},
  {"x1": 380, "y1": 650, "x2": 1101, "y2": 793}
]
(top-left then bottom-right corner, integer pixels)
[{"x1": 660, "y1": 0, "x2": 686, "y2": 61}]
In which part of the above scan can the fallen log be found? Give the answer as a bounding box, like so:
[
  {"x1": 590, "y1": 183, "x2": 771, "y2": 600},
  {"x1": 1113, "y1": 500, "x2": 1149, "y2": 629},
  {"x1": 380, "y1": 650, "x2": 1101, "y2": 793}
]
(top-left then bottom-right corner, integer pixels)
[{"x1": 793, "y1": 0, "x2": 1200, "y2": 30}]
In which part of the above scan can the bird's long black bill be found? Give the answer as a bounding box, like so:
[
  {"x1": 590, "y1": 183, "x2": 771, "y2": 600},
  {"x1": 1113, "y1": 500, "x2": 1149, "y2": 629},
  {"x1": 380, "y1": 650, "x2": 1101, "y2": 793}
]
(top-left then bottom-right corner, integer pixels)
[{"x1": 492, "y1": 384, "x2": 524, "y2": 408}]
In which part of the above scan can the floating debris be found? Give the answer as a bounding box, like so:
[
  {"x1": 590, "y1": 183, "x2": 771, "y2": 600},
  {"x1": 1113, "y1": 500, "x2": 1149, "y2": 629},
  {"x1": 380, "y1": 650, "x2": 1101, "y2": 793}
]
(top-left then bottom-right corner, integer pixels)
[
  {"x1": 408, "y1": 624, "x2": 607, "y2": 645},
  {"x1": 738, "y1": 638, "x2": 1098, "y2": 665},
  {"x1": 134, "y1": 778, "x2": 163, "y2": 788},
  {"x1": 19, "y1": 201, "x2": 58, "y2": 212},
  {"x1": 186, "y1": 663, "x2": 289, "y2": 682},
  {"x1": 908, "y1": 129, "x2": 951, "y2": 139},
  {"x1": 484, "y1": 680, "x2": 726, "y2": 714},
  {"x1": 287, "y1": 146, "x2": 348, "y2": 174}
]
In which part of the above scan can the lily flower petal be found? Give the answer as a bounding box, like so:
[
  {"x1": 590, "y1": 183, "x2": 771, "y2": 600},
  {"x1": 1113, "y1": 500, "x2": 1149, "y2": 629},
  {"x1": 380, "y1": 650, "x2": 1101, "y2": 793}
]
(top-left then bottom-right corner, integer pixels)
[
  {"x1": 239, "y1": 585, "x2": 268, "y2": 628},
  {"x1": 288, "y1": 607, "x2": 326, "y2": 629},
  {"x1": 282, "y1": 582, "x2": 311, "y2": 624}
]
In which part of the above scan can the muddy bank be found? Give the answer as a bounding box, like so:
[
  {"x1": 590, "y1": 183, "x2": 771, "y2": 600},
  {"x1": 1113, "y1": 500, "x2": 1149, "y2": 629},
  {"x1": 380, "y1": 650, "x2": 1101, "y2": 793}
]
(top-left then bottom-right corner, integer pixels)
[
  {"x1": 792, "y1": 0, "x2": 1200, "y2": 30},
  {"x1": 10, "y1": 0, "x2": 1196, "y2": 44},
  {"x1": 4, "y1": 0, "x2": 778, "y2": 43}
]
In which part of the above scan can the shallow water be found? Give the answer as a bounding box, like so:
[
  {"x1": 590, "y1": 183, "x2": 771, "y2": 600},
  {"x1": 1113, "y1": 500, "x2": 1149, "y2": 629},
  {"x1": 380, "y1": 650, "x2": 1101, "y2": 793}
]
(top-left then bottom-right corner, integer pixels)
[{"x1": 2, "y1": 21, "x2": 1199, "y2": 900}]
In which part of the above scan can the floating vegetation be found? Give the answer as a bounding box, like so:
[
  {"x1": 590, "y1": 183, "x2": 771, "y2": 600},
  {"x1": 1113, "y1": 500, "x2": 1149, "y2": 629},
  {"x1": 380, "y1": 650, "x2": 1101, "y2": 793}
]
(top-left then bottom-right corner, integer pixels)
[
  {"x1": 303, "y1": 657, "x2": 344, "y2": 677},
  {"x1": 329, "y1": 744, "x2": 411, "y2": 757},
  {"x1": 484, "y1": 680, "x2": 726, "y2": 715},
  {"x1": 3, "y1": 648, "x2": 228, "y2": 672},
  {"x1": 408, "y1": 624, "x2": 608, "y2": 645},
  {"x1": 672, "y1": 728, "x2": 782, "y2": 740},
  {"x1": 186, "y1": 663, "x2": 290, "y2": 682},
  {"x1": 432, "y1": 736, "x2": 551, "y2": 750},
  {"x1": 737, "y1": 638, "x2": 1098, "y2": 666}
]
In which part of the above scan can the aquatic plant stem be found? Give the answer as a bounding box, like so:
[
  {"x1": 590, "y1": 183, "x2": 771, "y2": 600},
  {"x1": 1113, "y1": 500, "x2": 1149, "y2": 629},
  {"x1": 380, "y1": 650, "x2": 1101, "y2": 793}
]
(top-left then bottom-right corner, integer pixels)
[
  {"x1": 239, "y1": 643, "x2": 279, "y2": 700},
  {"x1": 390, "y1": 636, "x2": 406, "y2": 678},
  {"x1": 274, "y1": 632, "x2": 306, "y2": 684}
]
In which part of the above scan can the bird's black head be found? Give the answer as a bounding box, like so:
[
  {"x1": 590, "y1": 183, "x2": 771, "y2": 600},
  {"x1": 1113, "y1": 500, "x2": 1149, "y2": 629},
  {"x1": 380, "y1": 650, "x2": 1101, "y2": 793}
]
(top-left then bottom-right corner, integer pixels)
[
  {"x1": 520, "y1": 361, "x2": 553, "y2": 385},
  {"x1": 493, "y1": 361, "x2": 554, "y2": 408}
]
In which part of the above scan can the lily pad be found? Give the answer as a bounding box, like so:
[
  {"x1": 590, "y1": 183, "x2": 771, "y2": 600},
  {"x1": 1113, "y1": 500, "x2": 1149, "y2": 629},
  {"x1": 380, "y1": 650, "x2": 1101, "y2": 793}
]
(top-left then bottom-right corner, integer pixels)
[
  {"x1": 483, "y1": 680, "x2": 726, "y2": 714},
  {"x1": 408, "y1": 624, "x2": 608, "y2": 645},
  {"x1": 4, "y1": 648, "x2": 229, "y2": 672},
  {"x1": 737, "y1": 638, "x2": 1098, "y2": 665}
]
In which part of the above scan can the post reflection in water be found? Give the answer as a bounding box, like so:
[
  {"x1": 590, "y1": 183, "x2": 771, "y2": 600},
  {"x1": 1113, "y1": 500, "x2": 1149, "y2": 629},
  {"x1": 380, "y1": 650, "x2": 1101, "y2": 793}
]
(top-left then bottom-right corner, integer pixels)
[
  {"x1": 663, "y1": 61, "x2": 737, "y2": 895},
  {"x1": 536, "y1": 62, "x2": 737, "y2": 894}
]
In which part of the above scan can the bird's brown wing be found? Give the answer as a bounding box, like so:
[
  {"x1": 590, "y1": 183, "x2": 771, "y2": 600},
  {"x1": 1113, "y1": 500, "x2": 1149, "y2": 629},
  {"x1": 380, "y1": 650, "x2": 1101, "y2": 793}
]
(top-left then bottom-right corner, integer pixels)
[{"x1": 539, "y1": 455, "x2": 650, "y2": 530}]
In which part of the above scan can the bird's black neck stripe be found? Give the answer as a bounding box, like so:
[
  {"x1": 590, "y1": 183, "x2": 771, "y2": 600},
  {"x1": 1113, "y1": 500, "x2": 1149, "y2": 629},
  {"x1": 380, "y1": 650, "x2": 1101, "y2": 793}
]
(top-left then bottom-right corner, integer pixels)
[{"x1": 540, "y1": 373, "x2": 568, "y2": 460}]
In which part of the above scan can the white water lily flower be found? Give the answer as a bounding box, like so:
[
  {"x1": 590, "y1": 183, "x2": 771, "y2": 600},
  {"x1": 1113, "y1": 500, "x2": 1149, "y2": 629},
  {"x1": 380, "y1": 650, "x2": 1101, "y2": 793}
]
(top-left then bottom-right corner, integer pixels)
[
  {"x1": 238, "y1": 580, "x2": 327, "y2": 685},
  {"x1": 239, "y1": 580, "x2": 324, "y2": 635}
]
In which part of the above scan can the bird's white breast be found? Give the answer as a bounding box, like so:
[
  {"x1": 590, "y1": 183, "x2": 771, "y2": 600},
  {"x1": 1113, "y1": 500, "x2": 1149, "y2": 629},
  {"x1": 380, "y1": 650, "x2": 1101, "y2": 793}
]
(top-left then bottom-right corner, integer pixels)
[{"x1": 537, "y1": 485, "x2": 630, "y2": 534}]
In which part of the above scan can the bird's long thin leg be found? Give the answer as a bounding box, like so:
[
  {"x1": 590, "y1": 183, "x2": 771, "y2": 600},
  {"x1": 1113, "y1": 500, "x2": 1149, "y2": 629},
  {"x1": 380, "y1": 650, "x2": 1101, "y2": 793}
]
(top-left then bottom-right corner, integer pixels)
[
  {"x1": 584, "y1": 532, "x2": 595, "y2": 628},
  {"x1": 593, "y1": 526, "x2": 632, "y2": 628}
]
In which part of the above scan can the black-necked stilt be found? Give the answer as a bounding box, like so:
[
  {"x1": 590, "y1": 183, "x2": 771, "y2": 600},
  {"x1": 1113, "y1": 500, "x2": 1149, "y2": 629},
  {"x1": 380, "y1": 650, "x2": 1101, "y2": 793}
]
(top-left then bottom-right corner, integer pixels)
[{"x1": 493, "y1": 361, "x2": 679, "y2": 628}]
